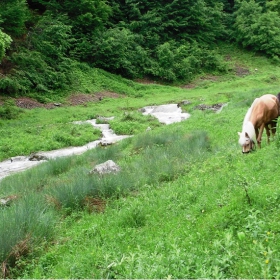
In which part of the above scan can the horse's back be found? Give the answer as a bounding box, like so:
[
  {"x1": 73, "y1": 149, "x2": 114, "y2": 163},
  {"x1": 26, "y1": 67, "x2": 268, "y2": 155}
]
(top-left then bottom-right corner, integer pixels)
[{"x1": 250, "y1": 94, "x2": 279, "y2": 125}]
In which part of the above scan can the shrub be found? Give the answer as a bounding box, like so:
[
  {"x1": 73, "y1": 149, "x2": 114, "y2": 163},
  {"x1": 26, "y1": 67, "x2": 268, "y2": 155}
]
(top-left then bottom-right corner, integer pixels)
[
  {"x1": 0, "y1": 99, "x2": 23, "y2": 119},
  {"x1": 90, "y1": 27, "x2": 151, "y2": 78},
  {"x1": 148, "y1": 42, "x2": 228, "y2": 82},
  {"x1": 234, "y1": 0, "x2": 280, "y2": 60},
  {"x1": 0, "y1": 30, "x2": 12, "y2": 62},
  {"x1": 0, "y1": 0, "x2": 30, "y2": 37}
]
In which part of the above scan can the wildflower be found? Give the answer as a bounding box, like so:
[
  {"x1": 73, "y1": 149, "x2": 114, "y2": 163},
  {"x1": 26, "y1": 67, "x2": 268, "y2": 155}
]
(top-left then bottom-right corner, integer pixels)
[
  {"x1": 267, "y1": 231, "x2": 271, "y2": 235},
  {"x1": 264, "y1": 251, "x2": 267, "y2": 256},
  {"x1": 265, "y1": 259, "x2": 269, "y2": 264}
]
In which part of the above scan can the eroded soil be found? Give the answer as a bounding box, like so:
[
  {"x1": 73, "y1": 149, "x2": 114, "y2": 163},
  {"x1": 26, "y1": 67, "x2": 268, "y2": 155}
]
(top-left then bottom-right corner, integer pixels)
[{"x1": 0, "y1": 91, "x2": 124, "y2": 109}]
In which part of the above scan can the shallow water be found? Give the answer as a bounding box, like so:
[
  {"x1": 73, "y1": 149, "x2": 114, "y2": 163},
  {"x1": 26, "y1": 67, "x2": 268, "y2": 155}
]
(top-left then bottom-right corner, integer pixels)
[{"x1": 0, "y1": 104, "x2": 189, "y2": 180}]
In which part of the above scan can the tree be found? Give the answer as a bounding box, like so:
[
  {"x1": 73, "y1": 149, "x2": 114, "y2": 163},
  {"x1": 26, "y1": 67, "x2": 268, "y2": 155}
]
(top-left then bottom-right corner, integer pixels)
[
  {"x1": 107, "y1": 0, "x2": 224, "y2": 45},
  {"x1": 234, "y1": 0, "x2": 280, "y2": 60},
  {"x1": 0, "y1": 30, "x2": 12, "y2": 62},
  {"x1": 0, "y1": 0, "x2": 30, "y2": 37},
  {"x1": 266, "y1": 0, "x2": 280, "y2": 14},
  {"x1": 90, "y1": 27, "x2": 150, "y2": 78}
]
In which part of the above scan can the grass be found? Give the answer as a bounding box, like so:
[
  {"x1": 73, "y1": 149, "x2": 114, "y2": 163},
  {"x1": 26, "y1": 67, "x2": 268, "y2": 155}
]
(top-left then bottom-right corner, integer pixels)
[
  {"x1": 1, "y1": 45, "x2": 280, "y2": 278},
  {"x1": 14, "y1": 143, "x2": 280, "y2": 278}
]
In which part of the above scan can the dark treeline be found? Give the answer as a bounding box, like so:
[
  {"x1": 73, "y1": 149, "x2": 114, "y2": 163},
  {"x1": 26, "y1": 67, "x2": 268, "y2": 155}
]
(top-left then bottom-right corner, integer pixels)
[{"x1": 0, "y1": 0, "x2": 280, "y2": 95}]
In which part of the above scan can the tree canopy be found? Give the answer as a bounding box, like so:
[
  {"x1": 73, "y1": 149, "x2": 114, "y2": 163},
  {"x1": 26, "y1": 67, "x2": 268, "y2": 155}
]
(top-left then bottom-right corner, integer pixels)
[{"x1": 0, "y1": 0, "x2": 279, "y2": 95}]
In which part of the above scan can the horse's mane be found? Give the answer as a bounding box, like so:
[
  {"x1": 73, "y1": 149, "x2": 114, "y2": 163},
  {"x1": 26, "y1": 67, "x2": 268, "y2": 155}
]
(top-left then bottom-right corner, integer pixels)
[
  {"x1": 242, "y1": 98, "x2": 259, "y2": 129},
  {"x1": 239, "y1": 98, "x2": 259, "y2": 145},
  {"x1": 242, "y1": 121, "x2": 256, "y2": 142}
]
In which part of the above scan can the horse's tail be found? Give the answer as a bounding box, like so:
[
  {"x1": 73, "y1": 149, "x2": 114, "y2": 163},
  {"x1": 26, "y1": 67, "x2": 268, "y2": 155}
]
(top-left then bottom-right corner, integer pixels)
[{"x1": 276, "y1": 93, "x2": 280, "y2": 116}]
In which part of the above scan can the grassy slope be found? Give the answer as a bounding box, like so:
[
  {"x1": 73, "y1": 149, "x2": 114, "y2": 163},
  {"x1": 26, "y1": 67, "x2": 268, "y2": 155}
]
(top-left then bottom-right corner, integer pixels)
[{"x1": 2, "y1": 47, "x2": 280, "y2": 278}]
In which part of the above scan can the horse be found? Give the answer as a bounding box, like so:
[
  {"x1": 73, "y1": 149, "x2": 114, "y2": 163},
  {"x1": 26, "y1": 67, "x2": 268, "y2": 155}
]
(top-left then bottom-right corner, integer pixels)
[{"x1": 238, "y1": 94, "x2": 280, "y2": 153}]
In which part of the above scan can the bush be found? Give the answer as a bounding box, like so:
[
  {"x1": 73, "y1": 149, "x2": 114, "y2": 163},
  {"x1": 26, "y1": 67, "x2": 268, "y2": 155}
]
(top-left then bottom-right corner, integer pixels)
[
  {"x1": 234, "y1": 0, "x2": 280, "y2": 60},
  {"x1": 148, "y1": 42, "x2": 228, "y2": 82},
  {"x1": 0, "y1": 0, "x2": 30, "y2": 37},
  {"x1": 0, "y1": 99, "x2": 23, "y2": 119},
  {"x1": 0, "y1": 30, "x2": 12, "y2": 62},
  {"x1": 90, "y1": 27, "x2": 151, "y2": 78}
]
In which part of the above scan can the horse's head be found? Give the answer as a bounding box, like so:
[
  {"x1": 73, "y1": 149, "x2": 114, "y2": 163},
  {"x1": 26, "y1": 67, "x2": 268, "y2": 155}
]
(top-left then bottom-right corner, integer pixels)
[{"x1": 238, "y1": 131, "x2": 256, "y2": 153}]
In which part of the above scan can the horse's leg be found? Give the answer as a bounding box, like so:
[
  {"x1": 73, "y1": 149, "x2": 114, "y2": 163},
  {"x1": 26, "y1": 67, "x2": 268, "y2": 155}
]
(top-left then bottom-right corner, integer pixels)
[
  {"x1": 257, "y1": 124, "x2": 265, "y2": 148},
  {"x1": 265, "y1": 124, "x2": 271, "y2": 144},
  {"x1": 272, "y1": 119, "x2": 278, "y2": 139},
  {"x1": 255, "y1": 128, "x2": 260, "y2": 148}
]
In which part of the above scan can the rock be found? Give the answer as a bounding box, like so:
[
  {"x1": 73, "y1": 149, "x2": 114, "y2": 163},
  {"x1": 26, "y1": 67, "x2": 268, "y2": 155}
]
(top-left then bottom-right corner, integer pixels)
[
  {"x1": 194, "y1": 103, "x2": 227, "y2": 112},
  {"x1": 0, "y1": 195, "x2": 17, "y2": 206},
  {"x1": 177, "y1": 100, "x2": 192, "y2": 107},
  {"x1": 29, "y1": 153, "x2": 48, "y2": 161},
  {"x1": 10, "y1": 156, "x2": 27, "y2": 162},
  {"x1": 90, "y1": 160, "x2": 121, "y2": 175}
]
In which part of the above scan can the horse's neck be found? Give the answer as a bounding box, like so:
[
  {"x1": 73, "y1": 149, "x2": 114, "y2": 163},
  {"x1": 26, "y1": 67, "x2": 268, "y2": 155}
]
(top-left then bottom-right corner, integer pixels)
[
  {"x1": 243, "y1": 98, "x2": 260, "y2": 128},
  {"x1": 243, "y1": 107, "x2": 252, "y2": 128}
]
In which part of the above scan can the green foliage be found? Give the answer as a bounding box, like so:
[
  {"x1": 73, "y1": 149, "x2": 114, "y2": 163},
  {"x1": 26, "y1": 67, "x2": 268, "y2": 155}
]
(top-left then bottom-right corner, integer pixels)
[
  {"x1": 0, "y1": 194, "x2": 57, "y2": 276},
  {"x1": 0, "y1": 0, "x2": 280, "y2": 94},
  {"x1": 266, "y1": 0, "x2": 280, "y2": 14},
  {"x1": 34, "y1": 0, "x2": 112, "y2": 63},
  {"x1": 0, "y1": 98, "x2": 23, "y2": 119},
  {"x1": 109, "y1": 111, "x2": 161, "y2": 135},
  {"x1": 36, "y1": 0, "x2": 111, "y2": 32},
  {"x1": 0, "y1": 14, "x2": 76, "y2": 95},
  {"x1": 0, "y1": 75, "x2": 26, "y2": 94},
  {"x1": 0, "y1": 30, "x2": 12, "y2": 62},
  {"x1": 0, "y1": 0, "x2": 30, "y2": 37},
  {"x1": 149, "y1": 42, "x2": 228, "y2": 82},
  {"x1": 0, "y1": 114, "x2": 100, "y2": 161},
  {"x1": 109, "y1": 0, "x2": 224, "y2": 44},
  {"x1": 1, "y1": 51, "x2": 280, "y2": 277},
  {"x1": 28, "y1": 14, "x2": 74, "y2": 63},
  {"x1": 90, "y1": 27, "x2": 151, "y2": 78},
  {"x1": 234, "y1": 0, "x2": 280, "y2": 60}
]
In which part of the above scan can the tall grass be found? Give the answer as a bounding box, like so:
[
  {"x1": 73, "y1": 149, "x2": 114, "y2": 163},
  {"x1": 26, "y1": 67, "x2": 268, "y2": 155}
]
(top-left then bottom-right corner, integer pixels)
[
  {"x1": 0, "y1": 127, "x2": 210, "y2": 276},
  {"x1": 48, "y1": 129, "x2": 210, "y2": 212},
  {"x1": 0, "y1": 194, "x2": 57, "y2": 278}
]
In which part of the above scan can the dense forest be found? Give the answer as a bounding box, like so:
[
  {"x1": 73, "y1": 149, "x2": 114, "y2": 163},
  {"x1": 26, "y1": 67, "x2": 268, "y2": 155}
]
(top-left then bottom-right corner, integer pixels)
[{"x1": 0, "y1": 0, "x2": 280, "y2": 96}]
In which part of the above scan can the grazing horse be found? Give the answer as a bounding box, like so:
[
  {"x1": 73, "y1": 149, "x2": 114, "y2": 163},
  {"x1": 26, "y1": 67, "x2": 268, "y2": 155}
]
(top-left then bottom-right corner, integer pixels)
[{"x1": 238, "y1": 94, "x2": 280, "y2": 153}]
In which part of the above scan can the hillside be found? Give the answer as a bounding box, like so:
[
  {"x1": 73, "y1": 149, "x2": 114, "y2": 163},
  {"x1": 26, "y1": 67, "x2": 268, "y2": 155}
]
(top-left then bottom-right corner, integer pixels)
[
  {"x1": 1, "y1": 2, "x2": 280, "y2": 279},
  {"x1": 1, "y1": 0, "x2": 280, "y2": 97},
  {"x1": 1, "y1": 47, "x2": 280, "y2": 278}
]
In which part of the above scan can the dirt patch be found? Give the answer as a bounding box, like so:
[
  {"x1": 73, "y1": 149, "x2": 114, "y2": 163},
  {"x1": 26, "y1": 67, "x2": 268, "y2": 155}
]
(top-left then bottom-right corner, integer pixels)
[
  {"x1": 67, "y1": 92, "x2": 123, "y2": 106},
  {"x1": 235, "y1": 65, "x2": 250, "y2": 77},
  {"x1": 15, "y1": 97, "x2": 51, "y2": 109},
  {"x1": 134, "y1": 78, "x2": 158, "y2": 84},
  {"x1": 2, "y1": 92, "x2": 124, "y2": 110}
]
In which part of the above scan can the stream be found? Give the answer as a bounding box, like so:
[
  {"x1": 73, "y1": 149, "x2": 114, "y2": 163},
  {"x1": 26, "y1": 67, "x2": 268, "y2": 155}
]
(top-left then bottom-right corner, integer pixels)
[{"x1": 0, "y1": 104, "x2": 190, "y2": 180}]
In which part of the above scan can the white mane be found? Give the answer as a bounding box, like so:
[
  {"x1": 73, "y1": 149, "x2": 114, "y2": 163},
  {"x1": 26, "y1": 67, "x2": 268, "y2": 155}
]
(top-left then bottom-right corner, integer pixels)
[
  {"x1": 238, "y1": 99, "x2": 258, "y2": 146},
  {"x1": 239, "y1": 121, "x2": 256, "y2": 146},
  {"x1": 242, "y1": 98, "x2": 259, "y2": 129}
]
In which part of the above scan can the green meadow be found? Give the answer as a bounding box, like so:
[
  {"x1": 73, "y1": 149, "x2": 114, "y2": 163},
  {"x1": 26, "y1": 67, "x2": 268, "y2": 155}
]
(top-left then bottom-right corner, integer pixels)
[{"x1": 1, "y1": 48, "x2": 280, "y2": 278}]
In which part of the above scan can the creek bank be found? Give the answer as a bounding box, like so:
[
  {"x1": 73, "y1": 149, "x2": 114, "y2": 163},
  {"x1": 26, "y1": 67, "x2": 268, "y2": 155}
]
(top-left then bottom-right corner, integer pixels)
[
  {"x1": 0, "y1": 118, "x2": 131, "y2": 180},
  {"x1": 0, "y1": 104, "x2": 188, "y2": 180},
  {"x1": 0, "y1": 102, "x2": 226, "y2": 180}
]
